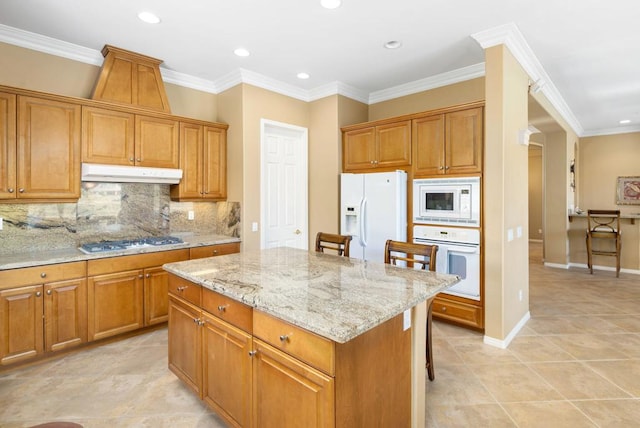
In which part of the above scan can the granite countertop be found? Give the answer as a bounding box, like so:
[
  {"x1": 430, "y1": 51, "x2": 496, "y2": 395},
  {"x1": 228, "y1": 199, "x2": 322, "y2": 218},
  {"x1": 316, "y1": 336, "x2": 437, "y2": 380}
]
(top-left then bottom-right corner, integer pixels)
[
  {"x1": 0, "y1": 233, "x2": 241, "y2": 271},
  {"x1": 163, "y1": 247, "x2": 460, "y2": 344}
]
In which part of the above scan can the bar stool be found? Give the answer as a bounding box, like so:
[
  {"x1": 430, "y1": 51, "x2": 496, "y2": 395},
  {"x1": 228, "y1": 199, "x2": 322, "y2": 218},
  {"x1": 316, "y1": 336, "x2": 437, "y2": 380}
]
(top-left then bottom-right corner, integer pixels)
[
  {"x1": 586, "y1": 209, "x2": 621, "y2": 277},
  {"x1": 384, "y1": 240, "x2": 438, "y2": 381},
  {"x1": 315, "y1": 232, "x2": 352, "y2": 257}
]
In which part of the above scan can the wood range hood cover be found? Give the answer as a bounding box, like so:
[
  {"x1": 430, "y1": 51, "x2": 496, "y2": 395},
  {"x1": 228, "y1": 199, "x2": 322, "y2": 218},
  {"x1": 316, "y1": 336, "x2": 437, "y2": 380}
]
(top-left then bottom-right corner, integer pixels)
[{"x1": 91, "y1": 45, "x2": 171, "y2": 113}]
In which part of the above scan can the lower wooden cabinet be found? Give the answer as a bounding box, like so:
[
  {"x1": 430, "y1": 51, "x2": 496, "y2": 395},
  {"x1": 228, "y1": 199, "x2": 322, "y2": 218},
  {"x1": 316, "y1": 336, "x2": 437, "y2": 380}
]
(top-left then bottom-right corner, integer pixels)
[
  {"x1": 168, "y1": 274, "x2": 411, "y2": 428},
  {"x1": 0, "y1": 262, "x2": 87, "y2": 366},
  {"x1": 432, "y1": 295, "x2": 483, "y2": 330},
  {"x1": 87, "y1": 249, "x2": 189, "y2": 341}
]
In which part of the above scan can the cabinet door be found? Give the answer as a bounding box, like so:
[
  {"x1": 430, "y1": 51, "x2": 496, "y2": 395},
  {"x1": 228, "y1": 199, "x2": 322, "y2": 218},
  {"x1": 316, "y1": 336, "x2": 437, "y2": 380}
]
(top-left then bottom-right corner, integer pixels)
[
  {"x1": 445, "y1": 107, "x2": 483, "y2": 175},
  {"x1": 172, "y1": 122, "x2": 204, "y2": 200},
  {"x1": 82, "y1": 106, "x2": 135, "y2": 165},
  {"x1": 342, "y1": 127, "x2": 376, "y2": 171},
  {"x1": 202, "y1": 312, "x2": 252, "y2": 428},
  {"x1": 376, "y1": 120, "x2": 411, "y2": 168},
  {"x1": 135, "y1": 115, "x2": 179, "y2": 168},
  {"x1": 189, "y1": 242, "x2": 241, "y2": 260},
  {"x1": 0, "y1": 285, "x2": 43, "y2": 365},
  {"x1": 44, "y1": 278, "x2": 87, "y2": 352},
  {"x1": 168, "y1": 295, "x2": 202, "y2": 397},
  {"x1": 412, "y1": 115, "x2": 445, "y2": 176},
  {"x1": 87, "y1": 270, "x2": 144, "y2": 341},
  {"x1": 0, "y1": 92, "x2": 17, "y2": 199},
  {"x1": 203, "y1": 126, "x2": 227, "y2": 200},
  {"x1": 17, "y1": 96, "x2": 81, "y2": 199},
  {"x1": 144, "y1": 266, "x2": 171, "y2": 326},
  {"x1": 252, "y1": 338, "x2": 334, "y2": 428}
]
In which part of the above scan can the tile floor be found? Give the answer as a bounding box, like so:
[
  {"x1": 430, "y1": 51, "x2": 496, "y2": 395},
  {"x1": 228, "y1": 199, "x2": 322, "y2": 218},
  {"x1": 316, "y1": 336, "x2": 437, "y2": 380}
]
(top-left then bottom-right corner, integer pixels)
[{"x1": 1, "y1": 242, "x2": 639, "y2": 427}]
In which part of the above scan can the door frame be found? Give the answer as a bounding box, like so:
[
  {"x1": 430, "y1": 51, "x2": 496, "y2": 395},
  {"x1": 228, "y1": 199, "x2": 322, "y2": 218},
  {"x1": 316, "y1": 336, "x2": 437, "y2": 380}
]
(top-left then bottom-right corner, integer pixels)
[{"x1": 260, "y1": 119, "x2": 309, "y2": 250}]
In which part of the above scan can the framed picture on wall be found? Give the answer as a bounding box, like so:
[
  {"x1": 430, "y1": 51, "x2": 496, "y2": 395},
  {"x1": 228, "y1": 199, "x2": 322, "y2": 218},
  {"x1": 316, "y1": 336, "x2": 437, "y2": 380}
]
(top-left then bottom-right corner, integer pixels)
[{"x1": 616, "y1": 176, "x2": 640, "y2": 205}]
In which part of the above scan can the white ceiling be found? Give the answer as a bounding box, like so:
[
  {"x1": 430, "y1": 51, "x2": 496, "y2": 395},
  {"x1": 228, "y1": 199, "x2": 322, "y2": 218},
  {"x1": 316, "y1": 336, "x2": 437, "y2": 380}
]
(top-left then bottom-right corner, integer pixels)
[{"x1": 1, "y1": 0, "x2": 638, "y2": 137}]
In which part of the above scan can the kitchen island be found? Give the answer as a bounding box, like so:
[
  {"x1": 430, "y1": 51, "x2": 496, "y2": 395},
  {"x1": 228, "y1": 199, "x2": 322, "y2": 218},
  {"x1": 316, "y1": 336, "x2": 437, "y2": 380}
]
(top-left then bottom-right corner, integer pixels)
[{"x1": 163, "y1": 247, "x2": 459, "y2": 428}]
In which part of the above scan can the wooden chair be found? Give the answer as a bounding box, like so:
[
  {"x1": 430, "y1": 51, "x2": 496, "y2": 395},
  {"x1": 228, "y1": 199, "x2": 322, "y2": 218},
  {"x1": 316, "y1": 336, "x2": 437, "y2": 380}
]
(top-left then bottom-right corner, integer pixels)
[
  {"x1": 384, "y1": 240, "x2": 438, "y2": 381},
  {"x1": 586, "y1": 210, "x2": 621, "y2": 277},
  {"x1": 315, "y1": 232, "x2": 352, "y2": 257}
]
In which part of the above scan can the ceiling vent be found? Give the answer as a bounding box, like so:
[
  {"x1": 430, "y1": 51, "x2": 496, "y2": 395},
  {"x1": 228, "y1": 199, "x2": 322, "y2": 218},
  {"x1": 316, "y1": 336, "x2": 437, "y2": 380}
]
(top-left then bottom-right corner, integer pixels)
[{"x1": 91, "y1": 45, "x2": 171, "y2": 113}]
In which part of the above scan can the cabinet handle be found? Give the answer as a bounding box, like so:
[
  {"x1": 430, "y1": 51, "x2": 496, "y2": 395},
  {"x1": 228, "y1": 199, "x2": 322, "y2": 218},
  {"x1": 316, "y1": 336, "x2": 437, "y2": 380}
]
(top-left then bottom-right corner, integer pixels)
[
  {"x1": 40, "y1": 272, "x2": 47, "y2": 278},
  {"x1": 279, "y1": 334, "x2": 289, "y2": 343},
  {"x1": 217, "y1": 305, "x2": 226, "y2": 313},
  {"x1": 19, "y1": 188, "x2": 25, "y2": 193},
  {"x1": 248, "y1": 350, "x2": 257, "y2": 357},
  {"x1": 8, "y1": 188, "x2": 14, "y2": 193},
  {"x1": 439, "y1": 166, "x2": 444, "y2": 170},
  {"x1": 445, "y1": 166, "x2": 450, "y2": 170},
  {"x1": 46, "y1": 289, "x2": 52, "y2": 295},
  {"x1": 35, "y1": 291, "x2": 42, "y2": 297},
  {"x1": 177, "y1": 286, "x2": 187, "y2": 292},
  {"x1": 145, "y1": 273, "x2": 151, "y2": 278},
  {"x1": 136, "y1": 158, "x2": 141, "y2": 162},
  {"x1": 193, "y1": 318, "x2": 200, "y2": 324},
  {"x1": 441, "y1": 306, "x2": 447, "y2": 312},
  {"x1": 138, "y1": 274, "x2": 143, "y2": 279},
  {"x1": 213, "y1": 250, "x2": 219, "y2": 255}
]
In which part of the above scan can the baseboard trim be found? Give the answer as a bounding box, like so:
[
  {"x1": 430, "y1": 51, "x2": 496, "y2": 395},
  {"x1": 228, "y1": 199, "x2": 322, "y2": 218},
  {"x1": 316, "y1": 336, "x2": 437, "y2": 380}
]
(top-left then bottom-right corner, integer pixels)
[
  {"x1": 528, "y1": 239, "x2": 543, "y2": 243},
  {"x1": 568, "y1": 262, "x2": 640, "y2": 276},
  {"x1": 483, "y1": 311, "x2": 531, "y2": 349},
  {"x1": 544, "y1": 262, "x2": 569, "y2": 269}
]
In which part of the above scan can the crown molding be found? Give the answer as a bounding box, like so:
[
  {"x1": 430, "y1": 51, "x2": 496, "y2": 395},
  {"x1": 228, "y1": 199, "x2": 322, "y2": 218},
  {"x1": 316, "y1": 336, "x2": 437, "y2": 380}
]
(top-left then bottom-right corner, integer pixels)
[
  {"x1": 308, "y1": 81, "x2": 369, "y2": 103},
  {"x1": 0, "y1": 23, "x2": 103, "y2": 65},
  {"x1": 471, "y1": 23, "x2": 585, "y2": 136},
  {"x1": 160, "y1": 68, "x2": 218, "y2": 94},
  {"x1": 581, "y1": 124, "x2": 640, "y2": 137},
  {"x1": 369, "y1": 63, "x2": 486, "y2": 104}
]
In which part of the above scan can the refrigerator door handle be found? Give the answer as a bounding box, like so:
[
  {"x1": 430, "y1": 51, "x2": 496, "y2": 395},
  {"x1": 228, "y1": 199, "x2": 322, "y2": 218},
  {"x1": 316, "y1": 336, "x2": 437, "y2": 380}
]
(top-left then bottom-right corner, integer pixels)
[{"x1": 360, "y1": 197, "x2": 367, "y2": 247}]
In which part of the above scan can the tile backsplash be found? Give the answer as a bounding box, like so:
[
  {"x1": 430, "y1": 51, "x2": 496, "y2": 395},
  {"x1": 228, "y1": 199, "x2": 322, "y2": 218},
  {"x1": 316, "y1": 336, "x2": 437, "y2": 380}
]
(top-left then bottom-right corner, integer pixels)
[{"x1": 0, "y1": 183, "x2": 240, "y2": 255}]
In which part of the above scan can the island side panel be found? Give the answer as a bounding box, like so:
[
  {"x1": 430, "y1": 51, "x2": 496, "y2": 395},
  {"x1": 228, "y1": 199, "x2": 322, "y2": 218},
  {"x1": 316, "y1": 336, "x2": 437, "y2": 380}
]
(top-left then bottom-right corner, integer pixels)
[{"x1": 335, "y1": 313, "x2": 411, "y2": 428}]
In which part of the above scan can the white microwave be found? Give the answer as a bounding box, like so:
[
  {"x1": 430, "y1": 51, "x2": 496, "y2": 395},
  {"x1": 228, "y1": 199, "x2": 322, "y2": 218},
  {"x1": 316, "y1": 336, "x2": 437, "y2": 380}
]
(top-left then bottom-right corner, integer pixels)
[{"x1": 413, "y1": 177, "x2": 480, "y2": 226}]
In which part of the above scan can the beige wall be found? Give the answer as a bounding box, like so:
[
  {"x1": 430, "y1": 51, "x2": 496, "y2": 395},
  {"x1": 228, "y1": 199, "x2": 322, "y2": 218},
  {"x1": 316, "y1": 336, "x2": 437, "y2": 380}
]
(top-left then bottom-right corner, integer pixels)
[
  {"x1": 528, "y1": 145, "x2": 543, "y2": 240},
  {"x1": 567, "y1": 131, "x2": 640, "y2": 271},
  {"x1": 368, "y1": 78, "x2": 485, "y2": 121},
  {"x1": 484, "y1": 45, "x2": 530, "y2": 341}
]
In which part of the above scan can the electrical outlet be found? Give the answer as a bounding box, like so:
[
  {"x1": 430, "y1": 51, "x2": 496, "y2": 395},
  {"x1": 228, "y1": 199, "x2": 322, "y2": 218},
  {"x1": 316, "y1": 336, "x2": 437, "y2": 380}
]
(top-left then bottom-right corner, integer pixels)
[
  {"x1": 516, "y1": 226, "x2": 522, "y2": 238},
  {"x1": 0, "y1": 217, "x2": 3, "y2": 230},
  {"x1": 507, "y1": 229, "x2": 514, "y2": 242},
  {"x1": 538, "y1": 228, "x2": 543, "y2": 234},
  {"x1": 519, "y1": 290, "x2": 523, "y2": 301},
  {"x1": 252, "y1": 222, "x2": 259, "y2": 232},
  {"x1": 188, "y1": 210, "x2": 195, "y2": 220}
]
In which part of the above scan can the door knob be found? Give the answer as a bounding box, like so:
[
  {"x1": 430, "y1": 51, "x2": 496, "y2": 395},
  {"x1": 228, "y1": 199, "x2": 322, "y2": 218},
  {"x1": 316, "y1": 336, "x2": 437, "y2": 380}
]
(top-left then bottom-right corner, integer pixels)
[{"x1": 294, "y1": 229, "x2": 301, "y2": 235}]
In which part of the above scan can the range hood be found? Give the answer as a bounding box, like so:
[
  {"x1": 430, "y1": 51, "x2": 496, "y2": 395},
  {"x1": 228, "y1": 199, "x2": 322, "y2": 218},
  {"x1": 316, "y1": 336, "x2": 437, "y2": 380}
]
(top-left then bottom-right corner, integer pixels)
[{"x1": 81, "y1": 163, "x2": 182, "y2": 184}]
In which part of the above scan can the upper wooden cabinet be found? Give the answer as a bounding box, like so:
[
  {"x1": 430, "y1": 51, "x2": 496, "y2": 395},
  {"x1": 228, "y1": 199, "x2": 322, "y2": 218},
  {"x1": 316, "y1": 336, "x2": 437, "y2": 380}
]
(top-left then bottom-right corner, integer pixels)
[
  {"x1": 170, "y1": 122, "x2": 227, "y2": 201},
  {"x1": 342, "y1": 120, "x2": 411, "y2": 172},
  {"x1": 15, "y1": 96, "x2": 81, "y2": 200},
  {"x1": 0, "y1": 92, "x2": 17, "y2": 199},
  {"x1": 413, "y1": 107, "x2": 483, "y2": 177},
  {"x1": 82, "y1": 107, "x2": 179, "y2": 168}
]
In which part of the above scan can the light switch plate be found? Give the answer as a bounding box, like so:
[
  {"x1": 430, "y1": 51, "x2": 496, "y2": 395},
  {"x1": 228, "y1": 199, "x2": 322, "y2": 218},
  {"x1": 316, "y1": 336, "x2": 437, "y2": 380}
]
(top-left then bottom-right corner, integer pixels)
[
  {"x1": 403, "y1": 309, "x2": 411, "y2": 331},
  {"x1": 188, "y1": 210, "x2": 194, "y2": 220},
  {"x1": 0, "y1": 217, "x2": 3, "y2": 230},
  {"x1": 252, "y1": 222, "x2": 258, "y2": 232},
  {"x1": 507, "y1": 229, "x2": 514, "y2": 242}
]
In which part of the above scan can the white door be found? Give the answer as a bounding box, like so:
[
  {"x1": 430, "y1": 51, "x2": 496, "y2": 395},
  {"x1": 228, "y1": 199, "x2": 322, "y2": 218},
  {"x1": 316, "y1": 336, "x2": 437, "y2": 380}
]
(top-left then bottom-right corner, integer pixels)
[{"x1": 261, "y1": 119, "x2": 308, "y2": 249}]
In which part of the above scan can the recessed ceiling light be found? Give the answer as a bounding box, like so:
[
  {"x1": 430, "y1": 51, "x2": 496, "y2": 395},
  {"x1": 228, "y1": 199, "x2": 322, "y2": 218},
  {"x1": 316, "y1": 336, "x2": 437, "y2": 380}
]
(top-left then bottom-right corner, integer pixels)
[
  {"x1": 234, "y1": 48, "x2": 250, "y2": 57},
  {"x1": 138, "y1": 11, "x2": 161, "y2": 24},
  {"x1": 619, "y1": 119, "x2": 631, "y2": 124},
  {"x1": 384, "y1": 40, "x2": 402, "y2": 49},
  {"x1": 321, "y1": 0, "x2": 342, "y2": 9},
  {"x1": 297, "y1": 72, "x2": 310, "y2": 80}
]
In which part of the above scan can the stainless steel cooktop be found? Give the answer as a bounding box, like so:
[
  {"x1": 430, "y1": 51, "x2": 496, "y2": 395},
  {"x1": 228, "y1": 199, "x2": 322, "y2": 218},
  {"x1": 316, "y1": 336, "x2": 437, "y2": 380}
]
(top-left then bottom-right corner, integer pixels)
[{"x1": 79, "y1": 236, "x2": 184, "y2": 254}]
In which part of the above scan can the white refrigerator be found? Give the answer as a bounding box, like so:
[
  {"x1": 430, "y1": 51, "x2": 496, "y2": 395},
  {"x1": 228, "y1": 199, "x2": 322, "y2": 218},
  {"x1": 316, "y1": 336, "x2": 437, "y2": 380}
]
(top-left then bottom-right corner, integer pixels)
[{"x1": 340, "y1": 171, "x2": 407, "y2": 262}]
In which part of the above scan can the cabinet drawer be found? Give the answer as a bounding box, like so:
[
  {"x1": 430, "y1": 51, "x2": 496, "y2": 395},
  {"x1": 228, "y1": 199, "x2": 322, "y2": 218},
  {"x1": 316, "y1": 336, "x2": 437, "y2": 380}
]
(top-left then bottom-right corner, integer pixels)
[
  {"x1": 432, "y1": 296, "x2": 483, "y2": 329},
  {"x1": 202, "y1": 288, "x2": 252, "y2": 333},
  {"x1": 168, "y1": 274, "x2": 201, "y2": 306},
  {"x1": 253, "y1": 310, "x2": 335, "y2": 376},
  {"x1": 87, "y1": 249, "x2": 189, "y2": 276},
  {"x1": 189, "y1": 242, "x2": 240, "y2": 260},
  {"x1": 0, "y1": 261, "x2": 86, "y2": 290}
]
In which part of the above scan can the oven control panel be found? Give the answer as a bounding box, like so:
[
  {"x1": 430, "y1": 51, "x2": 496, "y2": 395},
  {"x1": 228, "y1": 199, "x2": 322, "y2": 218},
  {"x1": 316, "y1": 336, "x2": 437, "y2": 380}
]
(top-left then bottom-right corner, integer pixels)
[{"x1": 413, "y1": 225, "x2": 480, "y2": 245}]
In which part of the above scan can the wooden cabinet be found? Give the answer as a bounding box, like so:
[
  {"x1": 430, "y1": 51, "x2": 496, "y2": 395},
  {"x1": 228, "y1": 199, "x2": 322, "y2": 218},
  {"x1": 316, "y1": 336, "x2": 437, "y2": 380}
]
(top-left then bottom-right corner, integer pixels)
[
  {"x1": 87, "y1": 249, "x2": 189, "y2": 341},
  {"x1": 170, "y1": 122, "x2": 227, "y2": 201},
  {"x1": 168, "y1": 293, "x2": 202, "y2": 396},
  {"x1": 82, "y1": 107, "x2": 179, "y2": 168},
  {"x1": 342, "y1": 120, "x2": 411, "y2": 171},
  {"x1": 0, "y1": 92, "x2": 17, "y2": 199},
  {"x1": 431, "y1": 295, "x2": 483, "y2": 330},
  {"x1": 189, "y1": 242, "x2": 241, "y2": 260},
  {"x1": 1, "y1": 95, "x2": 81, "y2": 201},
  {"x1": 413, "y1": 107, "x2": 483, "y2": 177},
  {"x1": 135, "y1": 115, "x2": 179, "y2": 168},
  {"x1": 0, "y1": 262, "x2": 87, "y2": 365},
  {"x1": 82, "y1": 106, "x2": 134, "y2": 165}
]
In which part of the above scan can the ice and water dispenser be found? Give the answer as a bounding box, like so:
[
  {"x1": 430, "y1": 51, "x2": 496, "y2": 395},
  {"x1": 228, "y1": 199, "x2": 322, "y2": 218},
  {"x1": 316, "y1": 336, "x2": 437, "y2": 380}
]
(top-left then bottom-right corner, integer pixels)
[{"x1": 343, "y1": 205, "x2": 360, "y2": 237}]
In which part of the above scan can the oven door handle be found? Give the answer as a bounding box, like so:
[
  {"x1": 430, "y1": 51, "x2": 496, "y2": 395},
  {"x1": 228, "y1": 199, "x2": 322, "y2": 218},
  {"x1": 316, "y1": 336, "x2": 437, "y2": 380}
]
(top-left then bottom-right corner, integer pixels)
[{"x1": 446, "y1": 246, "x2": 480, "y2": 255}]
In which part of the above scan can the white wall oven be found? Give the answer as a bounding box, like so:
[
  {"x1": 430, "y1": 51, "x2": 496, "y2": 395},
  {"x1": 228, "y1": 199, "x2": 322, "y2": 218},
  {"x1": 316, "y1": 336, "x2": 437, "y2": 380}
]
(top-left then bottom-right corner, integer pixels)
[
  {"x1": 413, "y1": 176, "x2": 480, "y2": 227},
  {"x1": 413, "y1": 225, "x2": 480, "y2": 301}
]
